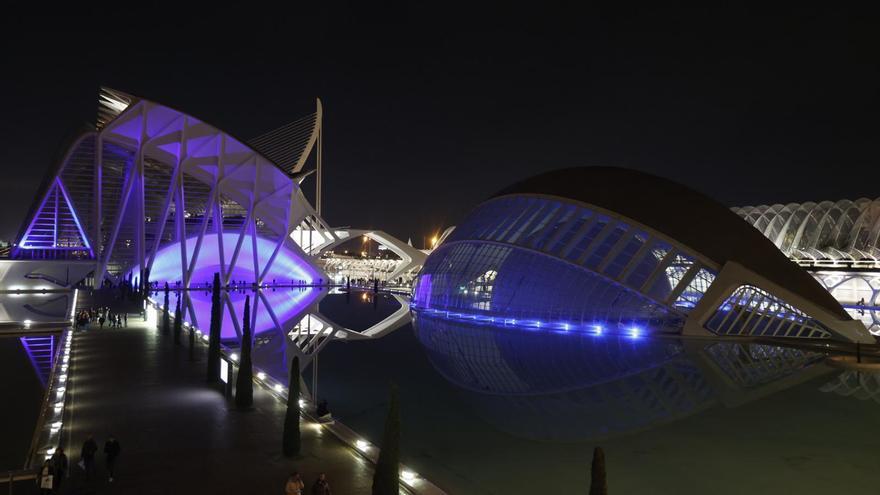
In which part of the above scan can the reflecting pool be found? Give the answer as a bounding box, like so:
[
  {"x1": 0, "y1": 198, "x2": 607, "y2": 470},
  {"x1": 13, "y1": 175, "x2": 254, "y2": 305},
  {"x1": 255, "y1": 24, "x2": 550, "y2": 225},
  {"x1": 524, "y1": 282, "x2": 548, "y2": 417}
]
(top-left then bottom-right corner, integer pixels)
[
  {"x1": 301, "y1": 299, "x2": 880, "y2": 494},
  {"x1": 0, "y1": 333, "x2": 59, "y2": 470}
]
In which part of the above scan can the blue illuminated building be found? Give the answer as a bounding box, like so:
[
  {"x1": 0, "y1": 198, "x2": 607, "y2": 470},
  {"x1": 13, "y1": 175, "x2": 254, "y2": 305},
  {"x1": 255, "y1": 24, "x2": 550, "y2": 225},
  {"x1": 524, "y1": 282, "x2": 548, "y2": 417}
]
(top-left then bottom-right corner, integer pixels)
[{"x1": 413, "y1": 167, "x2": 873, "y2": 343}]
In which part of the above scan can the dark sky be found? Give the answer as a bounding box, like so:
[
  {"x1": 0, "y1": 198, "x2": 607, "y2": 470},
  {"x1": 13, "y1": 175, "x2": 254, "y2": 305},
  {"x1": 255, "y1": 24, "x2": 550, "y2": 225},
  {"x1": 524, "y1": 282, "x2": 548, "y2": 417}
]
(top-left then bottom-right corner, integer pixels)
[{"x1": 1, "y1": 5, "x2": 877, "y2": 245}]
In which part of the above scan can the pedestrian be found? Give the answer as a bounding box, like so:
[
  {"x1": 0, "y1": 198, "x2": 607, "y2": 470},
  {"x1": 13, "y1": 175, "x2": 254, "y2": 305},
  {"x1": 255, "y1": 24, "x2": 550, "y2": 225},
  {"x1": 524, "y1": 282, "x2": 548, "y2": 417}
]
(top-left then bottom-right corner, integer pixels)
[
  {"x1": 285, "y1": 472, "x2": 305, "y2": 495},
  {"x1": 104, "y1": 435, "x2": 121, "y2": 482},
  {"x1": 123, "y1": 312, "x2": 128, "y2": 327},
  {"x1": 80, "y1": 435, "x2": 98, "y2": 480},
  {"x1": 99, "y1": 315, "x2": 105, "y2": 329},
  {"x1": 50, "y1": 446, "x2": 68, "y2": 491},
  {"x1": 312, "y1": 473, "x2": 331, "y2": 495}
]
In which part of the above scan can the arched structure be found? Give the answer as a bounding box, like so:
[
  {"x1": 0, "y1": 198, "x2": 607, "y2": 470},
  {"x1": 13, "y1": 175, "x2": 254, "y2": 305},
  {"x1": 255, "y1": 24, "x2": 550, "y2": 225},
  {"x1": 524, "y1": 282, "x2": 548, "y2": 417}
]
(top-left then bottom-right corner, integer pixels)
[
  {"x1": 412, "y1": 167, "x2": 872, "y2": 343},
  {"x1": 732, "y1": 199, "x2": 880, "y2": 268},
  {"x1": 8, "y1": 88, "x2": 327, "y2": 332},
  {"x1": 300, "y1": 228, "x2": 427, "y2": 283}
]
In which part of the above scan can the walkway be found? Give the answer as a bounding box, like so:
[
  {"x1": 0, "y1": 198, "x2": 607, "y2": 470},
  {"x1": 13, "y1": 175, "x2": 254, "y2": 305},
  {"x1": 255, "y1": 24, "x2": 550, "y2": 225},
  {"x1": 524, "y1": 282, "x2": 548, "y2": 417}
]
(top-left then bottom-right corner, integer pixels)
[{"x1": 60, "y1": 314, "x2": 375, "y2": 494}]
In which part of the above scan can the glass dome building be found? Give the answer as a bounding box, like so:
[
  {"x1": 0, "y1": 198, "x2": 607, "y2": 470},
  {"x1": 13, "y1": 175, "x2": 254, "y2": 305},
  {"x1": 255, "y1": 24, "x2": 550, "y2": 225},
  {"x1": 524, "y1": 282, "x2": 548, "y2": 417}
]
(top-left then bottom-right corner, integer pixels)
[{"x1": 412, "y1": 167, "x2": 872, "y2": 343}]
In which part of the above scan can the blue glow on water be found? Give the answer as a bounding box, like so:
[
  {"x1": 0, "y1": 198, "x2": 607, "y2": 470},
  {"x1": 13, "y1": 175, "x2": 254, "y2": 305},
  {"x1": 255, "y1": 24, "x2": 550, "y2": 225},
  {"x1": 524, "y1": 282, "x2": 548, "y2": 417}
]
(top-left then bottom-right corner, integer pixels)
[{"x1": 414, "y1": 307, "x2": 658, "y2": 338}]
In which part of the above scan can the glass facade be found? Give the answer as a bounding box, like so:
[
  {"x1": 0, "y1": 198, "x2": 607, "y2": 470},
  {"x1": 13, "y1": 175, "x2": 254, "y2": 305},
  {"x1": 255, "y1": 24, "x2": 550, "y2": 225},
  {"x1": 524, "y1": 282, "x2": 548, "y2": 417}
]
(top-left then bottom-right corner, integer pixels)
[
  {"x1": 414, "y1": 195, "x2": 720, "y2": 331},
  {"x1": 705, "y1": 285, "x2": 833, "y2": 339}
]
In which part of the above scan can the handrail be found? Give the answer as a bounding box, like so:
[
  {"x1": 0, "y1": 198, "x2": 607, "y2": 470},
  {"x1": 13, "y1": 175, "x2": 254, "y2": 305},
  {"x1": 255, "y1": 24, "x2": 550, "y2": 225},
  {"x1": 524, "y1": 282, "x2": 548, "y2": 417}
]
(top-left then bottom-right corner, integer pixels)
[{"x1": 24, "y1": 329, "x2": 70, "y2": 469}]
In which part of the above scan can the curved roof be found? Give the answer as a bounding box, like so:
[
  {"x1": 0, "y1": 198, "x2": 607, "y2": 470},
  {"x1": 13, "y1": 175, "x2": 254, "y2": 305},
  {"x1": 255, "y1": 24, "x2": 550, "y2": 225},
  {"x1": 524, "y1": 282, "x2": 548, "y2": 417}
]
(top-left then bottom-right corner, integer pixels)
[{"x1": 493, "y1": 166, "x2": 848, "y2": 319}]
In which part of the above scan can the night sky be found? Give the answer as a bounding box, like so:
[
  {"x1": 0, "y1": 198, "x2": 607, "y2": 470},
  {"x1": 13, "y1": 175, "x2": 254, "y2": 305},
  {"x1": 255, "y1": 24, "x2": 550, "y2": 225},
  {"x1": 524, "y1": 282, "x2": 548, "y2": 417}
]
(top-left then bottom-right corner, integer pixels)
[{"x1": 1, "y1": 5, "x2": 877, "y2": 245}]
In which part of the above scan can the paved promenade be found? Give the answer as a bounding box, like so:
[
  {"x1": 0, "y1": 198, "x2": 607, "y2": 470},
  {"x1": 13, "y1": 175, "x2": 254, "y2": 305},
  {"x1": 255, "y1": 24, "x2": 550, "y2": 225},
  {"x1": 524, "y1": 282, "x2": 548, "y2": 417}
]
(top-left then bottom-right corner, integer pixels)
[{"x1": 60, "y1": 314, "x2": 375, "y2": 494}]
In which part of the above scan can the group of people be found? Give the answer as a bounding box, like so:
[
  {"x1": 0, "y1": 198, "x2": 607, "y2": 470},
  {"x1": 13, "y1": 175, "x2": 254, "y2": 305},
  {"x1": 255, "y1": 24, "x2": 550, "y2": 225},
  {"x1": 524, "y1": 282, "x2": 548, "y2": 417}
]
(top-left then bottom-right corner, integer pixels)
[
  {"x1": 38, "y1": 435, "x2": 121, "y2": 493},
  {"x1": 285, "y1": 472, "x2": 331, "y2": 495},
  {"x1": 74, "y1": 307, "x2": 127, "y2": 330}
]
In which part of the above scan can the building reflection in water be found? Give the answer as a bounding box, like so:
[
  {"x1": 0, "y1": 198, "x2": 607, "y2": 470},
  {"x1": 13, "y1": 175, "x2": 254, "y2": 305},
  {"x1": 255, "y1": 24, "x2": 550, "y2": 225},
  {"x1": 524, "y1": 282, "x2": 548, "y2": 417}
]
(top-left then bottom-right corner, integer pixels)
[{"x1": 412, "y1": 311, "x2": 843, "y2": 442}]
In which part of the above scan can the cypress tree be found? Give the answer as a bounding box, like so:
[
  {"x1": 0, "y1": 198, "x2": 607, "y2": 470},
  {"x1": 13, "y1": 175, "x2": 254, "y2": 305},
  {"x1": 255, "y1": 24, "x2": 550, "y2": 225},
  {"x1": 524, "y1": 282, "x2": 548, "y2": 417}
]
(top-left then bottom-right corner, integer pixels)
[
  {"x1": 188, "y1": 309, "x2": 196, "y2": 361},
  {"x1": 282, "y1": 355, "x2": 301, "y2": 457},
  {"x1": 207, "y1": 273, "x2": 222, "y2": 383},
  {"x1": 143, "y1": 268, "x2": 151, "y2": 301},
  {"x1": 372, "y1": 384, "x2": 400, "y2": 495},
  {"x1": 161, "y1": 282, "x2": 170, "y2": 335},
  {"x1": 235, "y1": 295, "x2": 254, "y2": 409},
  {"x1": 173, "y1": 296, "x2": 183, "y2": 345},
  {"x1": 589, "y1": 447, "x2": 607, "y2": 495}
]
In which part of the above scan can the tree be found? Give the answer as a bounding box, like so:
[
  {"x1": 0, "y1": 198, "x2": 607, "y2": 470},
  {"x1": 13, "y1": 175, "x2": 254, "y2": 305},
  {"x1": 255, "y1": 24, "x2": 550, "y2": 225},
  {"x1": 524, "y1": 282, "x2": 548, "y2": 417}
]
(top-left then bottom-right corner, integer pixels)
[
  {"x1": 142, "y1": 268, "x2": 151, "y2": 301},
  {"x1": 207, "y1": 273, "x2": 222, "y2": 383},
  {"x1": 173, "y1": 295, "x2": 183, "y2": 345},
  {"x1": 283, "y1": 356, "x2": 301, "y2": 456},
  {"x1": 590, "y1": 447, "x2": 607, "y2": 495},
  {"x1": 372, "y1": 384, "x2": 400, "y2": 495},
  {"x1": 188, "y1": 308, "x2": 196, "y2": 361},
  {"x1": 161, "y1": 282, "x2": 170, "y2": 335},
  {"x1": 235, "y1": 295, "x2": 254, "y2": 409}
]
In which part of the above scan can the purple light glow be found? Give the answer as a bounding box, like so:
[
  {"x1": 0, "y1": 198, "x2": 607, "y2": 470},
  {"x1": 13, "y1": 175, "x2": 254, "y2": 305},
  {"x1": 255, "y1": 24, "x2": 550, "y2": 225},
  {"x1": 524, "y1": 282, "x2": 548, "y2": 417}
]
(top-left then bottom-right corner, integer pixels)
[
  {"x1": 140, "y1": 233, "x2": 320, "y2": 288},
  {"x1": 135, "y1": 233, "x2": 323, "y2": 340},
  {"x1": 185, "y1": 286, "x2": 322, "y2": 340}
]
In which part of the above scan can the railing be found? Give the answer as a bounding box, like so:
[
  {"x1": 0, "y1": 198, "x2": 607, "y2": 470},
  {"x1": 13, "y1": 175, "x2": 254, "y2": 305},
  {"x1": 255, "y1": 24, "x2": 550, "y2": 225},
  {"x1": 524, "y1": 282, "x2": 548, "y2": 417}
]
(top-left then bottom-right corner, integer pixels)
[
  {"x1": 24, "y1": 329, "x2": 72, "y2": 469},
  {"x1": 0, "y1": 469, "x2": 38, "y2": 494}
]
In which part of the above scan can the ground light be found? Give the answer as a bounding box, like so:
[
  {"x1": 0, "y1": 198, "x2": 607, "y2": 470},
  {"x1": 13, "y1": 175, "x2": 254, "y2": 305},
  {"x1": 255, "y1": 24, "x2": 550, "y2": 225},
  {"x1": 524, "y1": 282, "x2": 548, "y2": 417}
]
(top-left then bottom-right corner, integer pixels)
[{"x1": 401, "y1": 470, "x2": 418, "y2": 485}]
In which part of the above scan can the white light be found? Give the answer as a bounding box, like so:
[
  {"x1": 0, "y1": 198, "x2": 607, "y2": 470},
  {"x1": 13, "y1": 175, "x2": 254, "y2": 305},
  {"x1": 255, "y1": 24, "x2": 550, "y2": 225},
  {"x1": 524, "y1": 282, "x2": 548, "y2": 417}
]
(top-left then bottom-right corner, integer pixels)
[
  {"x1": 629, "y1": 327, "x2": 641, "y2": 338},
  {"x1": 56, "y1": 387, "x2": 65, "y2": 395},
  {"x1": 62, "y1": 356, "x2": 69, "y2": 364},
  {"x1": 202, "y1": 334, "x2": 209, "y2": 342},
  {"x1": 593, "y1": 325, "x2": 603, "y2": 336},
  {"x1": 54, "y1": 403, "x2": 63, "y2": 412},
  {"x1": 273, "y1": 384, "x2": 284, "y2": 393},
  {"x1": 257, "y1": 372, "x2": 266, "y2": 380},
  {"x1": 51, "y1": 421, "x2": 62, "y2": 429},
  {"x1": 562, "y1": 323, "x2": 570, "y2": 330},
  {"x1": 58, "y1": 374, "x2": 67, "y2": 383},
  {"x1": 220, "y1": 362, "x2": 228, "y2": 384},
  {"x1": 23, "y1": 319, "x2": 32, "y2": 327},
  {"x1": 298, "y1": 399, "x2": 305, "y2": 408},
  {"x1": 45, "y1": 448, "x2": 56, "y2": 456},
  {"x1": 355, "y1": 440, "x2": 370, "y2": 451},
  {"x1": 61, "y1": 364, "x2": 68, "y2": 372},
  {"x1": 230, "y1": 353, "x2": 239, "y2": 362},
  {"x1": 401, "y1": 470, "x2": 418, "y2": 484}
]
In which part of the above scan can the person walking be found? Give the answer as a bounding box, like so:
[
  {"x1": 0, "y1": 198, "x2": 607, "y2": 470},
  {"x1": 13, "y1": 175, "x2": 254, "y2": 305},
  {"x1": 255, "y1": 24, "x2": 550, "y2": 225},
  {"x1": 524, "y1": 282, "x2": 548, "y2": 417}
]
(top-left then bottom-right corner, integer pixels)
[
  {"x1": 50, "y1": 446, "x2": 68, "y2": 491},
  {"x1": 285, "y1": 472, "x2": 305, "y2": 495},
  {"x1": 104, "y1": 435, "x2": 121, "y2": 482},
  {"x1": 312, "y1": 473, "x2": 331, "y2": 495},
  {"x1": 80, "y1": 435, "x2": 98, "y2": 480},
  {"x1": 98, "y1": 314, "x2": 105, "y2": 329}
]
